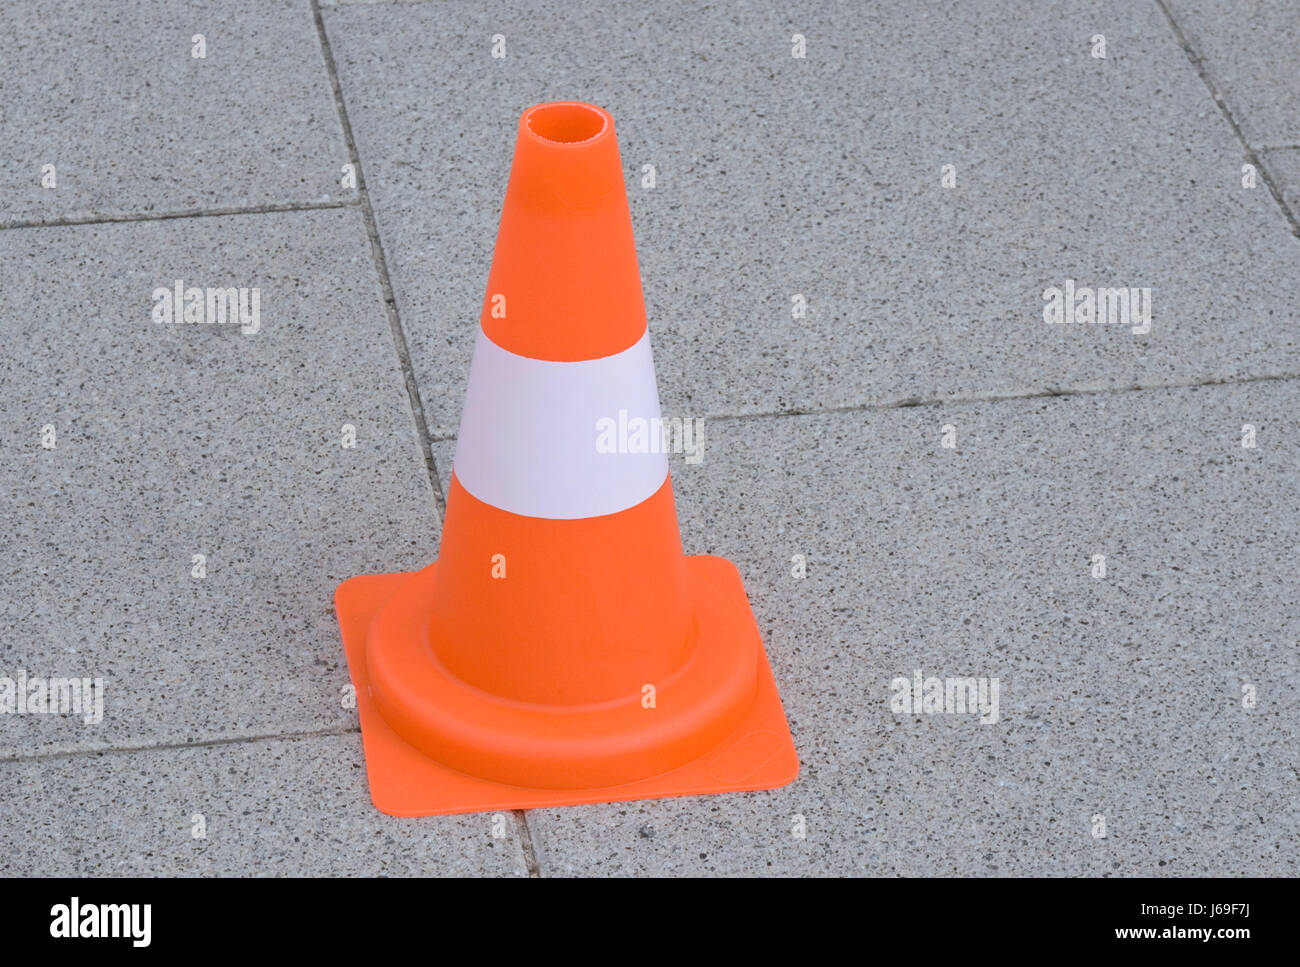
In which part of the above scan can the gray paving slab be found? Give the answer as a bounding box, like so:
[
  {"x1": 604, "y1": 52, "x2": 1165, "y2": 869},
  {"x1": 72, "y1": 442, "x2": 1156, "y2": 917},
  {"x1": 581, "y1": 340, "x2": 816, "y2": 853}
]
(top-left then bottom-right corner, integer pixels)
[
  {"x1": 0, "y1": 207, "x2": 439, "y2": 758},
  {"x1": 1262, "y1": 148, "x2": 1300, "y2": 224},
  {"x1": 0, "y1": 0, "x2": 348, "y2": 225},
  {"x1": 1166, "y1": 0, "x2": 1300, "y2": 147},
  {"x1": 0, "y1": 734, "x2": 528, "y2": 875},
  {"x1": 324, "y1": 0, "x2": 1299, "y2": 437},
  {"x1": 521, "y1": 380, "x2": 1300, "y2": 875}
]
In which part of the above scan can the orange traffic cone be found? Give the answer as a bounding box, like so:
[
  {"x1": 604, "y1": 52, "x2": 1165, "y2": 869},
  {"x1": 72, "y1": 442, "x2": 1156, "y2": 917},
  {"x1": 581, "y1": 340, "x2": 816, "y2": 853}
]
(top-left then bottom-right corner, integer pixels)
[{"x1": 336, "y1": 101, "x2": 798, "y2": 815}]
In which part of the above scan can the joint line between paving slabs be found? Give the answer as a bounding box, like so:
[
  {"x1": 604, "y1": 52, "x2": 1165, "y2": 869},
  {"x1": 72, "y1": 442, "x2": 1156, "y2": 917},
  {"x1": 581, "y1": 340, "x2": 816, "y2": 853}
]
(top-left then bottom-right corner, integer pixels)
[
  {"x1": 512, "y1": 810, "x2": 542, "y2": 877},
  {"x1": 0, "y1": 199, "x2": 357, "y2": 232},
  {"x1": 0, "y1": 725, "x2": 363, "y2": 765},
  {"x1": 736, "y1": 371, "x2": 1300, "y2": 421},
  {"x1": 310, "y1": 0, "x2": 447, "y2": 520},
  {"x1": 1154, "y1": 0, "x2": 1300, "y2": 237}
]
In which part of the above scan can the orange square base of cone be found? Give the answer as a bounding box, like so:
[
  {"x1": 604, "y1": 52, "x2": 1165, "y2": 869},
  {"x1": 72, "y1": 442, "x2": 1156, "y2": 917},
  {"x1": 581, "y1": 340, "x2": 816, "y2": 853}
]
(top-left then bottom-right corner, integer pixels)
[{"x1": 336, "y1": 556, "x2": 798, "y2": 817}]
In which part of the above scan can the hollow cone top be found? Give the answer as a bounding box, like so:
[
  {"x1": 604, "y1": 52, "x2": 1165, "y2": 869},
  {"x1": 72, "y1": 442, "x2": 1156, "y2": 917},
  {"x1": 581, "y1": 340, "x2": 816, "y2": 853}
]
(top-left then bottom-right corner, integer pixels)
[{"x1": 481, "y1": 102, "x2": 646, "y2": 362}]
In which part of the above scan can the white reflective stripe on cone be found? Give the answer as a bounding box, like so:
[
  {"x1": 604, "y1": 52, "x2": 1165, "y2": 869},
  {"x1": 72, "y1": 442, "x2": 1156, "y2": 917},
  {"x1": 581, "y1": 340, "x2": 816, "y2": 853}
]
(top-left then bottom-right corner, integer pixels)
[{"x1": 453, "y1": 328, "x2": 670, "y2": 520}]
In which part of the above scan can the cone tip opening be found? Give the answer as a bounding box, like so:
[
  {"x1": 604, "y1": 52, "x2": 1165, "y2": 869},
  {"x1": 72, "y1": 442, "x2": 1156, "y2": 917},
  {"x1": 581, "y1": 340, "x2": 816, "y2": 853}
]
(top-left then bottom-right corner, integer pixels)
[{"x1": 523, "y1": 101, "x2": 611, "y2": 146}]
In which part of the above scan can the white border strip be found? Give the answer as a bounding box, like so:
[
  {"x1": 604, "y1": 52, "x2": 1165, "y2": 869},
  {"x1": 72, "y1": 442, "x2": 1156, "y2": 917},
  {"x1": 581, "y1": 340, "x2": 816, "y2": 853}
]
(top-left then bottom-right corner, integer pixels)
[{"x1": 453, "y1": 329, "x2": 669, "y2": 519}]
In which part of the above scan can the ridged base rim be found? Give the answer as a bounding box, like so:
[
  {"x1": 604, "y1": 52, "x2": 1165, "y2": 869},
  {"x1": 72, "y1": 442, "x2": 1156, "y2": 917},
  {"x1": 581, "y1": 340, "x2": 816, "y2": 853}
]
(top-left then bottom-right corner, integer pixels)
[{"x1": 335, "y1": 556, "x2": 799, "y2": 816}]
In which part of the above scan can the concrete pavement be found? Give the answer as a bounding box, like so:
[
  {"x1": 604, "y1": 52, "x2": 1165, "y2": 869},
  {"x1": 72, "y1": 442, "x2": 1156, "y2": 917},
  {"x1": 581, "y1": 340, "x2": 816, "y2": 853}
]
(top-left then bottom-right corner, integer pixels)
[{"x1": 2, "y1": 0, "x2": 1296, "y2": 876}]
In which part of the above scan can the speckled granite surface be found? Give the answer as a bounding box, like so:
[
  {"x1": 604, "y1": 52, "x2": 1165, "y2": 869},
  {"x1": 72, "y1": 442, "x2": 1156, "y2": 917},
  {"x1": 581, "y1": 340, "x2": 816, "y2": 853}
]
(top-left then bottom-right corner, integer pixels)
[{"x1": 2, "y1": 0, "x2": 1296, "y2": 876}]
